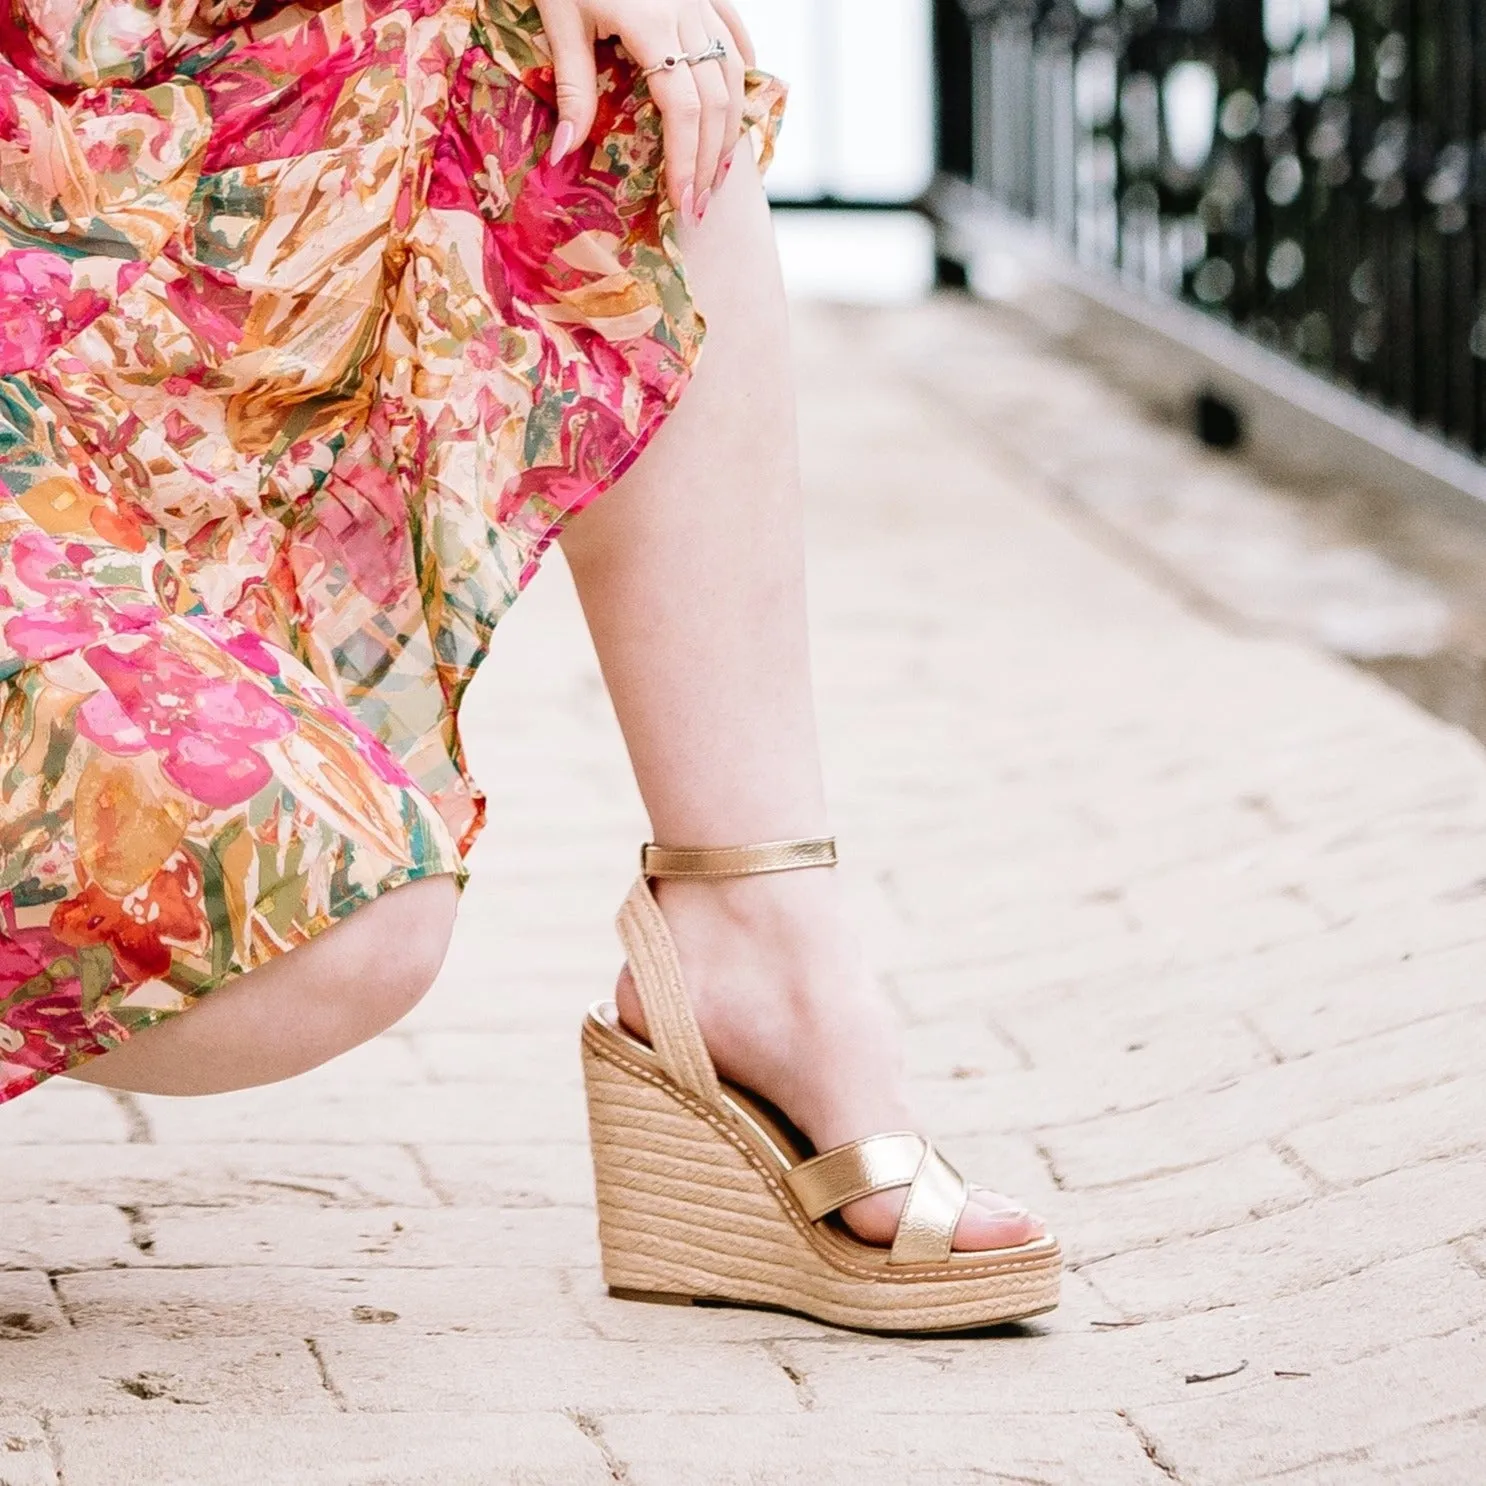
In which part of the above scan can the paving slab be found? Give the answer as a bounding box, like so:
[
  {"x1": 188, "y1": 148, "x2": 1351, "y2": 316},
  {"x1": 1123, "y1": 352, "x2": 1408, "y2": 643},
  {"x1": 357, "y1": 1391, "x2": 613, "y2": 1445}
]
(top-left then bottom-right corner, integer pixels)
[
  {"x1": 0, "y1": 1417, "x2": 56, "y2": 1486},
  {"x1": 4, "y1": 298, "x2": 1485, "y2": 1482},
  {"x1": 49, "y1": 1415, "x2": 611, "y2": 1486}
]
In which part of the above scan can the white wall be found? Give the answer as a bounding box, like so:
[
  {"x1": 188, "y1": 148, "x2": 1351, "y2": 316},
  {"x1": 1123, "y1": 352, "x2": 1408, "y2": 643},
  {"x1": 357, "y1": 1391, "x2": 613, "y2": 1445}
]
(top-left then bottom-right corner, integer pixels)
[{"x1": 739, "y1": 0, "x2": 936, "y2": 202}]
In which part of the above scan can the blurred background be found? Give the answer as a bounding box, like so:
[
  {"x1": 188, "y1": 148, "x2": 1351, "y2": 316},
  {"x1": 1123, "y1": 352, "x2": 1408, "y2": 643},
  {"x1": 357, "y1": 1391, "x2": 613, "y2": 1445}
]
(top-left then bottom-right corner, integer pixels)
[
  {"x1": 743, "y1": 0, "x2": 940, "y2": 300},
  {"x1": 743, "y1": 0, "x2": 1486, "y2": 744},
  {"x1": 747, "y1": 0, "x2": 1486, "y2": 443}
]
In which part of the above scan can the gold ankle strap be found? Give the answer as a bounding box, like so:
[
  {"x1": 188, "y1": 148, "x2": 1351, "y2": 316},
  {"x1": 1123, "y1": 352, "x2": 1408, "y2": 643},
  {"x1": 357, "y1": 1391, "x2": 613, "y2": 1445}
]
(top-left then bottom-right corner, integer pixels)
[
  {"x1": 641, "y1": 836, "x2": 838, "y2": 880},
  {"x1": 616, "y1": 835, "x2": 836, "y2": 1103}
]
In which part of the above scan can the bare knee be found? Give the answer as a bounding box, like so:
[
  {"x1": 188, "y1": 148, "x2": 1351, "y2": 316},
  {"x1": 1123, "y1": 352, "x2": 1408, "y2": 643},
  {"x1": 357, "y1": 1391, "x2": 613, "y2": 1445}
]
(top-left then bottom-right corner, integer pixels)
[
  {"x1": 330, "y1": 874, "x2": 458, "y2": 1040},
  {"x1": 61, "y1": 875, "x2": 458, "y2": 1097}
]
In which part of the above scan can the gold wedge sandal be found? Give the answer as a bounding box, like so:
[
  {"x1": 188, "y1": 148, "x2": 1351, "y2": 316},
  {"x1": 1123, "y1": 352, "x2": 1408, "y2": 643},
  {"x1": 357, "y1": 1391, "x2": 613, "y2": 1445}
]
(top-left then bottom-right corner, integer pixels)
[{"x1": 580, "y1": 836, "x2": 1062, "y2": 1334}]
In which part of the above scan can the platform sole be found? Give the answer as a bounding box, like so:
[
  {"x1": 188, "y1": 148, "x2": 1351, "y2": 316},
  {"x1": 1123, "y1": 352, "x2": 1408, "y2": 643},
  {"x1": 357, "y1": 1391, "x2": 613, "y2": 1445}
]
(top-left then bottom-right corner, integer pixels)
[{"x1": 582, "y1": 1015, "x2": 1062, "y2": 1335}]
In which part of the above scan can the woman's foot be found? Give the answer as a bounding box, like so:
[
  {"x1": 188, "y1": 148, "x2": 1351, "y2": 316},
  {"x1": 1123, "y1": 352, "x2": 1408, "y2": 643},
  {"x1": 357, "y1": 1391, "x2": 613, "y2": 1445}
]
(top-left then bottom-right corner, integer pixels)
[{"x1": 613, "y1": 865, "x2": 1046, "y2": 1252}]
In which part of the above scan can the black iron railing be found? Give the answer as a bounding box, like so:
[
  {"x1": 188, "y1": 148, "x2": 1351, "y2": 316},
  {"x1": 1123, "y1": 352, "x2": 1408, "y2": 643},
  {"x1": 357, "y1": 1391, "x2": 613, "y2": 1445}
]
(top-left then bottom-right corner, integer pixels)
[{"x1": 938, "y1": 1, "x2": 1486, "y2": 456}]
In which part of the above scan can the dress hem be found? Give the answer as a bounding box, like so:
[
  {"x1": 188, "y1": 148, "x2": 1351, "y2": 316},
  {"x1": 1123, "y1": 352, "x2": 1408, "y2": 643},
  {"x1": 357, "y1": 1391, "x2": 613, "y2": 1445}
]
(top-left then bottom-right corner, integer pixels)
[{"x1": 0, "y1": 854, "x2": 465, "y2": 1107}]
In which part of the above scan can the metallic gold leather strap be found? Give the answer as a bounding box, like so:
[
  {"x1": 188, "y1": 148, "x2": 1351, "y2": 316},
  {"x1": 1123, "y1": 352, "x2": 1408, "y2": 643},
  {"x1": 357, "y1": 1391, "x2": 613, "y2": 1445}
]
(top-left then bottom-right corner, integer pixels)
[
  {"x1": 783, "y1": 1131, "x2": 968, "y2": 1265},
  {"x1": 615, "y1": 876, "x2": 723, "y2": 1106},
  {"x1": 888, "y1": 1142, "x2": 968, "y2": 1265},
  {"x1": 642, "y1": 837, "x2": 838, "y2": 880},
  {"x1": 783, "y1": 1133, "x2": 926, "y2": 1222}
]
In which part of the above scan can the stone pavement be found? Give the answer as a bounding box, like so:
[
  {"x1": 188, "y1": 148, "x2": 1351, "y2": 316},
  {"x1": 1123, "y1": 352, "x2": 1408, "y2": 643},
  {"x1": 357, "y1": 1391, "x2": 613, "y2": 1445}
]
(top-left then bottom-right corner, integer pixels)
[{"x1": 4, "y1": 297, "x2": 1486, "y2": 1485}]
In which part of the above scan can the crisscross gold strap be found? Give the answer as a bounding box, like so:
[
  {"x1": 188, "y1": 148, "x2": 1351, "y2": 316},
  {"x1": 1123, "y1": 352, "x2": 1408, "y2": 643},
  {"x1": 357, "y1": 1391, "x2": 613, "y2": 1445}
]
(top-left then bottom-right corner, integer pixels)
[
  {"x1": 782, "y1": 1132, "x2": 970, "y2": 1264},
  {"x1": 891, "y1": 1143, "x2": 969, "y2": 1264},
  {"x1": 782, "y1": 1133, "x2": 925, "y2": 1220},
  {"x1": 641, "y1": 837, "x2": 838, "y2": 880}
]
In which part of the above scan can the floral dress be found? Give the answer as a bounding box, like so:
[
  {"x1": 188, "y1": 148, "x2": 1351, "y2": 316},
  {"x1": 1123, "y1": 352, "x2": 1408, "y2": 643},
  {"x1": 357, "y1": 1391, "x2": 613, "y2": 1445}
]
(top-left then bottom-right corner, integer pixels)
[{"x1": 0, "y1": 0, "x2": 785, "y2": 1100}]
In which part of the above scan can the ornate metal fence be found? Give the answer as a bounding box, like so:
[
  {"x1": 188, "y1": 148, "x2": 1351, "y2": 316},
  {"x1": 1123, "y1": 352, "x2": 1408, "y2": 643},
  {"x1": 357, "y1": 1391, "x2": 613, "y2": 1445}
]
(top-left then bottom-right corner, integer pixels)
[{"x1": 937, "y1": 1, "x2": 1486, "y2": 456}]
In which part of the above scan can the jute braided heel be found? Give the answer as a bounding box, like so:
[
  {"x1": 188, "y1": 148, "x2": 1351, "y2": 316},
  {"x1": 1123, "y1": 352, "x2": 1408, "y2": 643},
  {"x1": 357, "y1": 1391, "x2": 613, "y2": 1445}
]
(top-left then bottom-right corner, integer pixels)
[{"x1": 581, "y1": 837, "x2": 1062, "y2": 1334}]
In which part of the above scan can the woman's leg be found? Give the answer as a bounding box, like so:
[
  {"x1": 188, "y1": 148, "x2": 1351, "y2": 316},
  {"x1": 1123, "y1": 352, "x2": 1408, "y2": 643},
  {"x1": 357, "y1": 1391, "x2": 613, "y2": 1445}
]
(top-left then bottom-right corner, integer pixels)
[
  {"x1": 67, "y1": 875, "x2": 458, "y2": 1096},
  {"x1": 559, "y1": 155, "x2": 1041, "y2": 1251}
]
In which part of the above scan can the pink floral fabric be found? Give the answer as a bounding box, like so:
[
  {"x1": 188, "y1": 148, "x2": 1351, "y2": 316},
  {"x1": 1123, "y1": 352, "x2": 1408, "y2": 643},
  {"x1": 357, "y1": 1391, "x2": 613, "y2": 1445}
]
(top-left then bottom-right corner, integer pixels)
[{"x1": 0, "y1": 0, "x2": 785, "y2": 1100}]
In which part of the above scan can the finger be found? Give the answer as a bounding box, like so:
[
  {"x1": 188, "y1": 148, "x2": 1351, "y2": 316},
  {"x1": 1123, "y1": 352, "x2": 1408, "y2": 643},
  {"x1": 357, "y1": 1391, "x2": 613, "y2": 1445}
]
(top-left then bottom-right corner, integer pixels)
[
  {"x1": 639, "y1": 35, "x2": 703, "y2": 215},
  {"x1": 535, "y1": 0, "x2": 598, "y2": 163},
  {"x1": 680, "y1": 13, "x2": 731, "y2": 216},
  {"x1": 702, "y1": 3, "x2": 746, "y2": 191},
  {"x1": 712, "y1": 0, "x2": 756, "y2": 68}
]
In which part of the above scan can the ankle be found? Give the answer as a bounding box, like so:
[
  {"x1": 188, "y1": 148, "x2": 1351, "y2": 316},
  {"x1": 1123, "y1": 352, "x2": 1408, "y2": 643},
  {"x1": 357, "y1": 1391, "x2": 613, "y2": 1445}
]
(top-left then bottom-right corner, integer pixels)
[
  {"x1": 653, "y1": 861, "x2": 849, "y2": 927},
  {"x1": 646, "y1": 869, "x2": 899, "y2": 1078},
  {"x1": 652, "y1": 868, "x2": 852, "y2": 979},
  {"x1": 616, "y1": 864, "x2": 915, "y2": 1150}
]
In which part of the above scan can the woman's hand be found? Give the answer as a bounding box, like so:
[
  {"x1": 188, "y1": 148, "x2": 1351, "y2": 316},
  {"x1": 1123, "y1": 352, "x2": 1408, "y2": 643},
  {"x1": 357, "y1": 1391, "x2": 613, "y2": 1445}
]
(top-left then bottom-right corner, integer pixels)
[{"x1": 535, "y1": 0, "x2": 756, "y2": 222}]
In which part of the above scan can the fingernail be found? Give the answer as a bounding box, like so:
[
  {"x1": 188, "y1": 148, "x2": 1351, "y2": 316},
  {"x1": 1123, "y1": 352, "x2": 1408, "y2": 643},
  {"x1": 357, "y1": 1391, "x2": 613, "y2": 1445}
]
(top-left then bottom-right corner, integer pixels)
[
  {"x1": 679, "y1": 184, "x2": 694, "y2": 222},
  {"x1": 549, "y1": 120, "x2": 575, "y2": 165},
  {"x1": 695, "y1": 187, "x2": 712, "y2": 222}
]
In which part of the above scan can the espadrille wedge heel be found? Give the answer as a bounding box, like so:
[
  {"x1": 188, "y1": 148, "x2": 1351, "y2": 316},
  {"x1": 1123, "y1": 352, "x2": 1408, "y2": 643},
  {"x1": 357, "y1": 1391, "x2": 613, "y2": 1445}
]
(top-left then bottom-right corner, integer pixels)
[{"x1": 580, "y1": 837, "x2": 1061, "y2": 1334}]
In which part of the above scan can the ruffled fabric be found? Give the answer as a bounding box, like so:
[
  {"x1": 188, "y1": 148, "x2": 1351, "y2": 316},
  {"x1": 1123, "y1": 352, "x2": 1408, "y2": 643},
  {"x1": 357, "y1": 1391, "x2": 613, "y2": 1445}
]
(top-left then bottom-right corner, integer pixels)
[{"x1": 0, "y1": 0, "x2": 785, "y2": 1099}]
